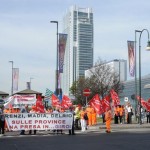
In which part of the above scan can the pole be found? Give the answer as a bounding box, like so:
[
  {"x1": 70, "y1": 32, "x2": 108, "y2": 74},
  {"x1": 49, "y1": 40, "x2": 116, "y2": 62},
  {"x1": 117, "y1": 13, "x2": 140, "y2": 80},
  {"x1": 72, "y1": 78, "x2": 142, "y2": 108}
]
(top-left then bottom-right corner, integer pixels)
[
  {"x1": 9, "y1": 61, "x2": 14, "y2": 95},
  {"x1": 86, "y1": 96, "x2": 87, "y2": 106},
  {"x1": 139, "y1": 29, "x2": 150, "y2": 125},
  {"x1": 50, "y1": 21, "x2": 59, "y2": 95},
  {"x1": 30, "y1": 77, "x2": 34, "y2": 90},
  {"x1": 135, "y1": 30, "x2": 141, "y2": 119}
]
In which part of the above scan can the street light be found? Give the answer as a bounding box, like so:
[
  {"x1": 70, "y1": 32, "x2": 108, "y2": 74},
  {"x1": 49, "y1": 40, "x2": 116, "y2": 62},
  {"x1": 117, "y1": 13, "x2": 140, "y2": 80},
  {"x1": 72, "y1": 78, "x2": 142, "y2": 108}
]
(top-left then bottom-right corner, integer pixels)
[
  {"x1": 134, "y1": 30, "x2": 142, "y2": 114},
  {"x1": 9, "y1": 61, "x2": 14, "y2": 95},
  {"x1": 50, "y1": 20, "x2": 59, "y2": 95},
  {"x1": 139, "y1": 29, "x2": 150, "y2": 124},
  {"x1": 30, "y1": 77, "x2": 34, "y2": 89}
]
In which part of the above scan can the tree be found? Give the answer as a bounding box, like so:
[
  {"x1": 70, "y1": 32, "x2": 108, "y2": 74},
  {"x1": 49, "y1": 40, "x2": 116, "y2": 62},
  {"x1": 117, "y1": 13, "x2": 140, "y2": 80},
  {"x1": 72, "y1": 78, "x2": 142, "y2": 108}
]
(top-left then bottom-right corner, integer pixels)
[{"x1": 70, "y1": 58, "x2": 123, "y2": 105}]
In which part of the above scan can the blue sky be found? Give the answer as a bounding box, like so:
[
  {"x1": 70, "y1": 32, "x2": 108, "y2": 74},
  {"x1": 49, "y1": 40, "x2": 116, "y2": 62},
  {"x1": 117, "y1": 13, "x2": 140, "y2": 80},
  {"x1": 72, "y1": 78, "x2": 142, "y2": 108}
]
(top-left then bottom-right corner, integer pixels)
[{"x1": 0, "y1": 0, "x2": 150, "y2": 95}]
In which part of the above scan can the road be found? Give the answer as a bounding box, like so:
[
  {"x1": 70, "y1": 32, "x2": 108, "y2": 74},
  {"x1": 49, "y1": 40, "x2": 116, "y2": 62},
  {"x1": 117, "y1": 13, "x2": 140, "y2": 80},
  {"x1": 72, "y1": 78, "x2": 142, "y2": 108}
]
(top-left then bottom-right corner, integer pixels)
[{"x1": 0, "y1": 128, "x2": 150, "y2": 150}]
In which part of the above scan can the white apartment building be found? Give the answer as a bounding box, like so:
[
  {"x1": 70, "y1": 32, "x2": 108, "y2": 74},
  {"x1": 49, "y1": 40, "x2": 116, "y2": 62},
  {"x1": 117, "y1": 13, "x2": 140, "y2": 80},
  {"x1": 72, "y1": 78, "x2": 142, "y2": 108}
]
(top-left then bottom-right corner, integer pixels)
[{"x1": 62, "y1": 6, "x2": 94, "y2": 95}]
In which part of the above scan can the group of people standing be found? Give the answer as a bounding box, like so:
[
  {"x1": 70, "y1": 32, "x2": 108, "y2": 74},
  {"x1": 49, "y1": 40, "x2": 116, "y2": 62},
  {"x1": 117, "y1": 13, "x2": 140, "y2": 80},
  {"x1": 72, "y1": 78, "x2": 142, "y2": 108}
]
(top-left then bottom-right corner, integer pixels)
[
  {"x1": 74, "y1": 105, "x2": 97, "y2": 132},
  {"x1": 114, "y1": 103, "x2": 134, "y2": 124}
]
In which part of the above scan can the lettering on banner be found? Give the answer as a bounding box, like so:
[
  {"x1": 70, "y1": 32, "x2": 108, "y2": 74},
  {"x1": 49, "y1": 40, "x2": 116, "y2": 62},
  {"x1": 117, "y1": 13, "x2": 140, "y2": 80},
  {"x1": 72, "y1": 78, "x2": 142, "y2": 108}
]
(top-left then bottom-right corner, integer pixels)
[{"x1": 5, "y1": 113, "x2": 73, "y2": 131}]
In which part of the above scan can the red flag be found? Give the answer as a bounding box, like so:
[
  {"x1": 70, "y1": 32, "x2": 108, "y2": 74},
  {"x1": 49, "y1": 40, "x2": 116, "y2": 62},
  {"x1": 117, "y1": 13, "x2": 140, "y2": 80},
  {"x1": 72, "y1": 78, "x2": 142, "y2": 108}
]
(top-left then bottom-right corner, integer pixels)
[
  {"x1": 89, "y1": 94, "x2": 104, "y2": 115},
  {"x1": 147, "y1": 98, "x2": 150, "y2": 104},
  {"x1": 36, "y1": 95, "x2": 45, "y2": 113},
  {"x1": 137, "y1": 96, "x2": 150, "y2": 111},
  {"x1": 101, "y1": 95, "x2": 111, "y2": 112},
  {"x1": 61, "y1": 95, "x2": 72, "y2": 109},
  {"x1": 110, "y1": 89, "x2": 120, "y2": 106},
  {"x1": 51, "y1": 94, "x2": 61, "y2": 108}
]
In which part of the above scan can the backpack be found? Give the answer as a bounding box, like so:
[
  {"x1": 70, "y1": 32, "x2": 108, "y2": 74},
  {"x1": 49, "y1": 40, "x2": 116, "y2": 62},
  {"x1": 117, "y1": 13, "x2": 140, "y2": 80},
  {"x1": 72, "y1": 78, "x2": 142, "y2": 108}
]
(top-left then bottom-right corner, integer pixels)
[{"x1": 83, "y1": 113, "x2": 88, "y2": 120}]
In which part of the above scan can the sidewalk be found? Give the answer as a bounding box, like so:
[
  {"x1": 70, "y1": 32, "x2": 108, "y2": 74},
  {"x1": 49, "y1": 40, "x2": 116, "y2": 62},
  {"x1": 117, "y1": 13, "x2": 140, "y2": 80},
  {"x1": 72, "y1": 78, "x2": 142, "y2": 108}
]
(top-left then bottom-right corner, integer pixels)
[
  {"x1": 2, "y1": 123, "x2": 150, "y2": 137},
  {"x1": 88, "y1": 122, "x2": 150, "y2": 130}
]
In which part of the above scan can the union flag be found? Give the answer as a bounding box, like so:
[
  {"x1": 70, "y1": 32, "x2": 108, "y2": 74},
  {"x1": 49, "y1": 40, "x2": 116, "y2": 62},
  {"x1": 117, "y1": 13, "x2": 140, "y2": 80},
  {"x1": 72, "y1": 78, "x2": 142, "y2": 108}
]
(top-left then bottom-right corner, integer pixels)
[
  {"x1": 110, "y1": 89, "x2": 120, "y2": 106},
  {"x1": 89, "y1": 94, "x2": 104, "y2": 115}
]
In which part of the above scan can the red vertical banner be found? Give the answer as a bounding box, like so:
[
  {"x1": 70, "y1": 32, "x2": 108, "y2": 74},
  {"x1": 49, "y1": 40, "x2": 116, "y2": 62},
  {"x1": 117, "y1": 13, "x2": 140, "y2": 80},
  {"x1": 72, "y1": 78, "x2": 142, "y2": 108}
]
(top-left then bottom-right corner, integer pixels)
[
  {"x1": 13, "y1": 68, "x2": 19, "y2": 91},
  {"x1": 59, "y1": 33, "x2": 67, "y2": 73},
  {"x1": 127, "y1": 41, "x2": 135, "y2": 77}
]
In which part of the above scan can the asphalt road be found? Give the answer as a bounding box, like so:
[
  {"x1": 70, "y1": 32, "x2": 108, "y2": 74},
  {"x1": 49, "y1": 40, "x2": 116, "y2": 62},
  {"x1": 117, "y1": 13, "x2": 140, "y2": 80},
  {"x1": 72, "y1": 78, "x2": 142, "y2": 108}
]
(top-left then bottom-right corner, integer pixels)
[{"x1": 0, "y1": 129, "x2": 150, "y2": 150}]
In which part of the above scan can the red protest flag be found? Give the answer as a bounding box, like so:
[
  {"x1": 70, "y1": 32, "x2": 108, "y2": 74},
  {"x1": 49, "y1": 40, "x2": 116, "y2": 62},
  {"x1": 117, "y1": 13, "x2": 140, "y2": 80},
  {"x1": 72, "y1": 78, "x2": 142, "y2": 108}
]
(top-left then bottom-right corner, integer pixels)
[
  {"x1": 51, "y1": 94, "x2": 61, "y2": 108},
  {"x1": 110, "y1": 89, "x2": 120, "y2": 106},
  {"x1": 137, "y1": 96, "x2": 150, "y2": 111},
  {"x1": 147, "y1": 98, "x2": 150, "y2": 104},
  {"x1": 61, "y1": 95, "x2": 72, "y2": 109},
  {"x1": 89, "y1": 94, "x2": 104, "y2": 115},
  {"x1": 36, "y1": 95, "x2": 45, "y2": 113},
  {"x1": 101, "y1": 95, "x2": 111, "y2": 112}
]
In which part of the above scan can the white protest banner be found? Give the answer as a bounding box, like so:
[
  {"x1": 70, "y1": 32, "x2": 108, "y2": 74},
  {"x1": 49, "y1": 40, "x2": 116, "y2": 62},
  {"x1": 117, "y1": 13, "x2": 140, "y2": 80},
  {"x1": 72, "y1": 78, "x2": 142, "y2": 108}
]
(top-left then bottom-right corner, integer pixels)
[
  {"x1": 5, "y1": 113, "x2": 73, "y2": 131},
  {"x1": 4, "y1": 94, "x2": 36, "y2": 108}
]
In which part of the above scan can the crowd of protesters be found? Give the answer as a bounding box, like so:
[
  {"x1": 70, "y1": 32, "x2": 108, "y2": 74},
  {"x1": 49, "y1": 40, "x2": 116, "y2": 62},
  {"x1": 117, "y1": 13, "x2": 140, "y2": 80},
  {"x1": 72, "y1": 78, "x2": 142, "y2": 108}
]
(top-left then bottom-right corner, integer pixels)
[
  {"x1": 0, "y1": 104, "x2": 97, "y2": 136},
  {"x1": 0, "y1": 101, "x2": 150, "y2": 136}
]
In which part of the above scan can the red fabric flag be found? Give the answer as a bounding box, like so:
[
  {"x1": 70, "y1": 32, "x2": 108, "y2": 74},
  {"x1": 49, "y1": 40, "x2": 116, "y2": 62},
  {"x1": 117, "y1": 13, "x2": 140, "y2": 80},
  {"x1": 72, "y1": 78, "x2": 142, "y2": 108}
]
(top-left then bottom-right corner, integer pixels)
[
  {"x1": 89, "y1": 94, "x2": 104, "y2": 115},
  {"x1": 36, "y1": 95, "x2": 45, "y2": 113},
  {"x1": 101, "y1": 95, "x2": 111, "y2": 112},
  {"x1": 136, "y1": 96, "x2": 150, "y2": 111},
  {"x1": 61, "y1": 95, "x2": 72, "y2": 109},
  {"x1": 51, "y1": 94, "x2": 61, "y2": 108},
  {"x1": 147, "y1": 98, "x2": 150, "y2": 104},
  {"x1": 110, "y1": 89, "x2": 120, "y2": 106}
]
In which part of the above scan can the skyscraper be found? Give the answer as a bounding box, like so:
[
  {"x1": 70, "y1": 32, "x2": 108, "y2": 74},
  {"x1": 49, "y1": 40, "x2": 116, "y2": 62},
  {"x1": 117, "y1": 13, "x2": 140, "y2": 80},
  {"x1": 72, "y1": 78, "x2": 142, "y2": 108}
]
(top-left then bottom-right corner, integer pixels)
[{"x1": 62, "y1": 6, "x2": 94, "y2": 95}]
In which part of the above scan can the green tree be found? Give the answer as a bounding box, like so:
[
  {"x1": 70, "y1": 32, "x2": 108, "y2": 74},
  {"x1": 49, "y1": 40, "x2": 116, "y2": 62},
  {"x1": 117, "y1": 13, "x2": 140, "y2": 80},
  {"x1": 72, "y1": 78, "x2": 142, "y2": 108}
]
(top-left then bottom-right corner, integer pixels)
[{"x1": 70, "y1": 58, "x2": 123, "y2": 105}]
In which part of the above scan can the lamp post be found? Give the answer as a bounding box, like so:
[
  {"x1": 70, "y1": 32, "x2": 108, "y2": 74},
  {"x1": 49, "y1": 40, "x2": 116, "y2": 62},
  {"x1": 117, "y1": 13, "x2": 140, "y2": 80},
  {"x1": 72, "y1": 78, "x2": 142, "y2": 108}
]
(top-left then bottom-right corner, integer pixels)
[
  {"x1": 30, "y1": 77, "x2": 34, "y2": 89},
  {"x1": 139, "y1": 29, "x2": 150, "y2": 124},
  {"x1": 9, "y1": 61, "x2": 14, "y2": 95},
  {"x1": 134, "y1": 30, "x2": 141, "y2": 114},
  {"x1": 50, "y1": 20, "x2": 59, "y2": 95}
]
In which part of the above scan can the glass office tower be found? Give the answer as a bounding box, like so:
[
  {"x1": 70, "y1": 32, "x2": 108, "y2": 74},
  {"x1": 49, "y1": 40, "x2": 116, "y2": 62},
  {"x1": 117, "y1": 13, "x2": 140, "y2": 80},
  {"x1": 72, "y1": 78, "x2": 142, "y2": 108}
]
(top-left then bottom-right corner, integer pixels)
[{"x1": 62, "y1": 6, "x2": 94, "y2": 95}]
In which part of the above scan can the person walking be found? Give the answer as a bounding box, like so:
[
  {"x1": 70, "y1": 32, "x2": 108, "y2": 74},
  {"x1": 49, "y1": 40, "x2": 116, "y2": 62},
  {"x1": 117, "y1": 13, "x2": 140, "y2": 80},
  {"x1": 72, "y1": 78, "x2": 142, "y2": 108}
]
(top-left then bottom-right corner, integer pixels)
[
  {"x1": 105, "y1": 107, "x2": 112, "y2": 133},
  {"x1": 0, "y1": 105, "x2": 5, "y2": 136}
]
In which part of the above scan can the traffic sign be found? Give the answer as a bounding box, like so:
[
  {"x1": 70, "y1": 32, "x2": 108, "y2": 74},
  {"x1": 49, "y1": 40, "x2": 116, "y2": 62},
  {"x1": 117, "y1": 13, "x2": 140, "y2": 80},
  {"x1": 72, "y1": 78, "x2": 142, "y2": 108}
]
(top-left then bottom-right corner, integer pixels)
[{"x1": 83, "y1": 88, "x2": 91, "y2": 97}]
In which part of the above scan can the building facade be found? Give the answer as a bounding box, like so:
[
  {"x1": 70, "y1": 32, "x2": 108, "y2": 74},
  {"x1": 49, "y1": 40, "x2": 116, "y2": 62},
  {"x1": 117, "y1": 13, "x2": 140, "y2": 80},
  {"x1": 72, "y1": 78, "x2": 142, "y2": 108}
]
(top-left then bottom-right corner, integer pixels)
[
  {"x1": 62, "y1": 6, "x2": 94, "y2": 95},
  {"x1": 120, "y1": 74, "x2": 150, "y2": 108},
  {"x1": 85, "y1": 59, "x2": 127, "y2": 82}
]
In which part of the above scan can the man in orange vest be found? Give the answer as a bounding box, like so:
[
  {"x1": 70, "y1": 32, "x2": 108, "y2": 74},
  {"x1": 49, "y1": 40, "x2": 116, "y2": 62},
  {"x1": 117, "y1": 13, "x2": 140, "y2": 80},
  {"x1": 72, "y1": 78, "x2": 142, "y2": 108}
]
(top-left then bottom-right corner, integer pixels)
[
  {"x1": 105, "y1": 107, "x2": 112, "y2": 133},
  {"x1": 86, "y1": 105, "x2": 92, "y2": 126}
]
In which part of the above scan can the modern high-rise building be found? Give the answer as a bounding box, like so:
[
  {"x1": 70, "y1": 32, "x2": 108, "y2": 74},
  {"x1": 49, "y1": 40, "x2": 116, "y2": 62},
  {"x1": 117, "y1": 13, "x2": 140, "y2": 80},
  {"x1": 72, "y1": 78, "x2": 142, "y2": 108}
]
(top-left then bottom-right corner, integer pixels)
[{"x1": 62, "y1": 6, "x2": 94, "y2": 95}]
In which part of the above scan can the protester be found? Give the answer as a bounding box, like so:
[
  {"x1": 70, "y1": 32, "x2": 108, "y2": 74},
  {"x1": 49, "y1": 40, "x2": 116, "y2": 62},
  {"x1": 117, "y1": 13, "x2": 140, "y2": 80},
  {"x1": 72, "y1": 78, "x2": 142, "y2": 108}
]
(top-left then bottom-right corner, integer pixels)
[
  {"x1": 29, "y1": 105, "x2": 37, "y2": 135},
  {"x1": 80, "y1": 107, "x2": 87, "y2": 132},
  {"x1": 105, "y1": 107, "x2": 112, "y2": 133},
  {"x1": 126, "y1": 103, "x2": 133, "y2": 124},
  {"x1": 0, "y1": 105, "x2": 5, "y2": 136},
  {"x1": 20, "y1": 105, "x2": 29, "y2": 135},
  {"x1": 68, "y1": 107, "x2": 75, "y2": 135},
  {"x1": 53, "y1": 108, "x2": 63, "y2": 134},
  {"x1": 114, "y1": 105, "x2": 119, "y2": 124},
  {"x1": 74, "y1": 105, "x2": 80, "y2": 129},
  {"x1": 118, "y1": 105, "x2": 123, "y2": 124},
  {"x1": 146, "y1": 110, "x2": 150, "y2": 123},
  {"x1": 86, "y1": 105, "x2": 92, "y2": 126}
]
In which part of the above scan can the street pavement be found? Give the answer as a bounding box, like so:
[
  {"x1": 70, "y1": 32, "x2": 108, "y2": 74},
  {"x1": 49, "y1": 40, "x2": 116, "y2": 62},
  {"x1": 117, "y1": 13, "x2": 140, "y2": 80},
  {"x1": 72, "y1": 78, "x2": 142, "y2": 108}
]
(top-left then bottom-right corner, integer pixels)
[{"x1": 1, "y1": 123, "x2": 150, "y2": 150}]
